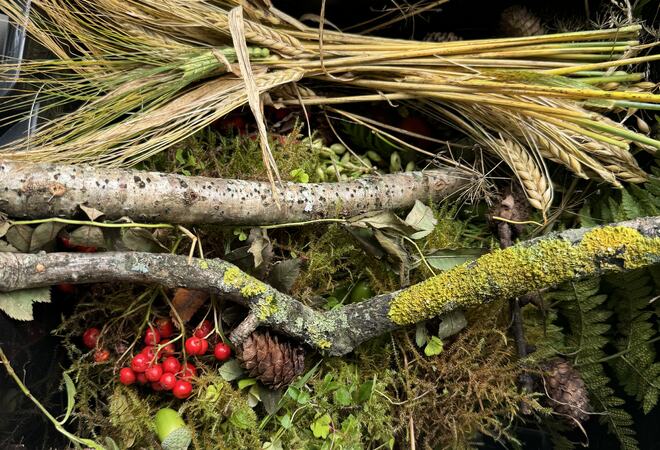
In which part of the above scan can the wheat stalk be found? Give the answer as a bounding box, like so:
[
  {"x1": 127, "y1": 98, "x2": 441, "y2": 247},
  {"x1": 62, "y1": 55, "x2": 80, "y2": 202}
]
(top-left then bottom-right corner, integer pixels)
[{"x1": 498, "y1": 138, "x2": 553, "y2": 214}]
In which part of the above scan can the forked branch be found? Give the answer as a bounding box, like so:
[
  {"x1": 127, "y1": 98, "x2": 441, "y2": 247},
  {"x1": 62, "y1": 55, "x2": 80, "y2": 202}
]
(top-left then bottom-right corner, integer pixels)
[{"x1": 0, "y1": 218, "x2": 657, "y2": 355}]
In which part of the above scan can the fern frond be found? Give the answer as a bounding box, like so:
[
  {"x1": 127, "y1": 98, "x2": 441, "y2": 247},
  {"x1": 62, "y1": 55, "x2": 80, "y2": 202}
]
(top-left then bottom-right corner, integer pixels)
[
  {"x1": 549, "y1": 279, "x2": 639, "y2": 449},
  {"x1": 607, "y1": 270, "x2": 660, "y2": 414}
]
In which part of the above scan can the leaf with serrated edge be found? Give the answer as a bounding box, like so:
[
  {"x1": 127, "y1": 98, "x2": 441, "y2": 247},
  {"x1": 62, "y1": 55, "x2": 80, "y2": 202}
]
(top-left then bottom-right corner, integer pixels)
[
  {"x1": 219, "y1": 359, "x2": 244, "y2": 381},
  {"x1": 0, "y1": 288, "x2": 51, "y2": 321},
  {"x1": 267, "y1": 259, "x2": 301, "y2": 293}
]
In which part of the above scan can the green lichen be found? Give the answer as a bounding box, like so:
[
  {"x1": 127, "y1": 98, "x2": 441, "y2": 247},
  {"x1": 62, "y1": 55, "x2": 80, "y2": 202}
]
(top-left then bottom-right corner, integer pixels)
[
  {"x1": 255, "y1": 295, "x2": 277, "y2": 320},
  {"x1": 388, "y1": 226, "x2": 660, "y2": 325},
  {"x1": 223, "y1": 266, "x2": 268, "y2": 298},
  {"x1": 316, "y1": 339, "x2": 332, "y2": 349}
]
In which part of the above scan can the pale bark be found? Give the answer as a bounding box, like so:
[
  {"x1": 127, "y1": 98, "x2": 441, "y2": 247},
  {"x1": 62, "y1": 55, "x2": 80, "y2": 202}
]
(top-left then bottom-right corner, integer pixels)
[
  {"x1": 0, "y1": 217, "x2": 657, "y2": 355},
  {"x1": 0, "y1": 161, "x2": 469, "y2": 225}
]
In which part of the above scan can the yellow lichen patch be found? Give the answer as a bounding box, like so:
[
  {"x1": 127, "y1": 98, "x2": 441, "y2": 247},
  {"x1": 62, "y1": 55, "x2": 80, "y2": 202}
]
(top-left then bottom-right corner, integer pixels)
[
  {"x1": 388, "y1": 226, "x2": 660, "y2": 325},
  {"x1": 578, "y1": 226, "x2": 660, "y2": 270},
  {"x1": 223, "y1": 266, "x2": 268, "y2": 297},
  {"x1": 255, "y1": 295, "x2": 277, "y2": 320}
]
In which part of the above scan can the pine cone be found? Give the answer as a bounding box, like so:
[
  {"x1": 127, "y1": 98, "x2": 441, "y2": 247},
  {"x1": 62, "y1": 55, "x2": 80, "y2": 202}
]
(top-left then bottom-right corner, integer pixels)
[
  {"x1": 423, "y1": 31, "x2": 462, "y2": 42},
  {"x1": 236, "y1": 330, "x2": 305, "y2": 389},
  {"x1": 542, "y1": 358, "x2": 590, "y2": 424},
  {"x1": 499, "y1": 5, "x2": 546, "y2": 37}
]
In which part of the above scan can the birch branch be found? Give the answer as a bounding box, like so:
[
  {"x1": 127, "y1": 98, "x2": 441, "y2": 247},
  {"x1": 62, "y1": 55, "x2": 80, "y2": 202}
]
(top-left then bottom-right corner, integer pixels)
[
  {"x1": 0, "y1": 217, "x2": 657, "y2": 355},
  {"x1": 0, "y1": 161, "x2": 470, "y2": 225}
]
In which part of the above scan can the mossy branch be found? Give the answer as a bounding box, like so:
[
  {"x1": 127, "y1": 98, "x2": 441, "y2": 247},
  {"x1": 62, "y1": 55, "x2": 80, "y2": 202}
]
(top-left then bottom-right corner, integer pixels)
[
  {"x1": 0, "y1": 160, "x2": 468, "y2": 225},
  {"x1": 0, "y1": 218, "x2": 658, "y2": 355}
]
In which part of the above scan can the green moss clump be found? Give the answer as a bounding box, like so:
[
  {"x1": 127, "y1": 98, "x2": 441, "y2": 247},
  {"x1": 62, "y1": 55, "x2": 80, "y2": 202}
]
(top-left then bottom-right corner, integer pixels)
[
  {"x1": 389, "y1": 226, "x2": 660, "y2": 325},
  {"x1": 139, "y1": 124, "x2": 322, "y2": 182}
]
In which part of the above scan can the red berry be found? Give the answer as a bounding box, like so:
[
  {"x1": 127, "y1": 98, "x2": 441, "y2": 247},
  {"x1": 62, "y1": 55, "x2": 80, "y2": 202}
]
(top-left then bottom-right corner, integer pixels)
[
  {"x1": 151, "y1": 381, "x2": 164, "y2": 391},
  {"x1": 119, "y1": 367, "x2": 136, "y2": 385},
  {"x1": 214, "y1": 343, "x2": 232, "y2": 361},
  {"x1": 172, "y1": 380, "x2": 193, "y2": 399},
  {"x1": 159, "y1": 340, "x2": 176, "y2": 358},
  {"x1": 145, "y1": 364, "x2": 163, "y2": 382},
  {"x1": 141, "y1": 345, "x2": 158, "y2": 362},
  {"x1": 130, "y1": 354, "x2": 149, "y2": 373},
  {"x1": 194, "y1": 320, "x2": 213, "y2": 338},
  {"x1": 76, "y1": 245, "x2": 97, "y2": 253},
  {"x1": 180, "y1": 362, "x2": 197, "y2": 381},
  {"x1": 159, "y1": 372, "x2": 177, "y2": 390},
  {"x1": 59, "y1": 235, "x2": 75, "y2": 249},
  {"x1": 156, "y1": 318, "x2": 174, "y2": 338},
  {"x1": 136, "y1": 373, "x2": 148, "y2": 385},
  {"x1": 56, "y1": 283, "x2": 75, "y2": 294},
  {"x1": 162, "y1": 357, "x2": 181, "y2": 374},
  {"x1": 144, "y1": 328, "x2": 161, "y2": 346},
  {"x1": 94, "y1": 348, "x2": 111, "y2": 363},
  {"x1": 82, "y1": 328, "x2": 100, "y2": 349},
  {"x1": 199, "y1": 338, "x2": 208, "y2": 355},
  {"x1": 185, "y1": 337, "x2": 204, "y2": 355}
]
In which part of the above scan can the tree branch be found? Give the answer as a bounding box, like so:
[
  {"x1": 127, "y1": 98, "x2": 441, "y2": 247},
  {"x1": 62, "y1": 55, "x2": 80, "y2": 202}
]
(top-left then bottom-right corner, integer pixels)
[
  {"x1": 0, "y1": 217, "x2": 657, "y2": 355},
  {"x1": 0, "y1": 161, "x2": 469, "y2": 225}
]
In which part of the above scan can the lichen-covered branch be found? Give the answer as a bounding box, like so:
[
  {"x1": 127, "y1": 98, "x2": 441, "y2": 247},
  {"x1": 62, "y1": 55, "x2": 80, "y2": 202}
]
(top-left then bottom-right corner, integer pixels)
[
  {"x1": 0, "y1": 161, "x2": 469, "y2": 225},
  {"x1": 0, "y1": 218, "x2": 658, "y2": 355}
]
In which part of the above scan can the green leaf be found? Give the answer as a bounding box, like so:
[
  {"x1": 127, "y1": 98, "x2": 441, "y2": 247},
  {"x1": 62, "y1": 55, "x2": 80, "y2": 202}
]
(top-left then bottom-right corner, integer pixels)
[
  {"x1": 437, "y1": 310, "x2": 467, "y2": 339},
  {"x1": 0, "y1": 287, "x2": 51, "y2": 321},
  {"x1": 247, "y1": 384, "x2": 261, "y2": 407},
  {"x1": 69, "y1": 226, "x2": 106, "y2": 249},
  {"x1": 219, "y1": 359, "x2": 244, "y2": 381},
  {"x1": 426, "y1": 248, "x2": 484, "y2": 271},
  {"x1": 267, "y1": 259, "x2": 301, "y2": 293},
  {"x1": 289, "y1": 168, "x2": 309, "y2": 183},
  {"x1": 356, "y1": 377, "x2": 375, "y2": 403},
  {"x1": 296, "y1": 390, "x2": 310, "y2": 405},
  {"x1": 260, "y1": 387, "x2": 283, "y2": 415},
  {"x1": 30, "y1": 222, "x2": 67, "y2": 251},
  {"x1": 349, "y1": 210, "x2": 417, "y2": 236},
  {"x1": 415, "y1": 323, "x2": 428, "y2": 347},
  {"x1": 238, "y1": 378, "x2": 257, "y2": 390},
  {"x1": 374, "y1": 230, "x2": 408, "y2": 263},
  {"x1": 405, "y1": 201, "x2": 437, "y2": 239},
  {"x1": 5, "y1": 225, "x2": 33, "y2": 253},
  {"x1": 333, "y1": 387, "x2": 352, "y2": 406},
  {"x1": 121, "y1": 228, "x2": 166, "y2": 252},
  {"x1": 310, "y1": 414, "x2": 332, "y2": 439},
  {"x1": 279, "y1": 413, "x2": 293, "y2": 429},
  {"x1": 424, "y1": 336, "x2": 444, "y2": 356},
  {"x1": 60, "y1": 372, "x2": 76, "y2": 425},
  {"x1": 263, "y1": 439, "x2": 284, "y2": 450}
]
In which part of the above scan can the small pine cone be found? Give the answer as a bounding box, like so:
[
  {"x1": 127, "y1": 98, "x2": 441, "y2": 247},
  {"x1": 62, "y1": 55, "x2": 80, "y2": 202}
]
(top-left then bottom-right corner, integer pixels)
[
  {"x1": 236, "y1": 330, "x2": 305, "y2": 390},
  {"x1": 423, "y1": 31, "x2": 462, "y2": 42},
  {"x1": 542, "y1": 358, "x2": 590, "y2": 424},
  {"x1": 499, "y1": 5, "x2": 546, "y2": 37}
]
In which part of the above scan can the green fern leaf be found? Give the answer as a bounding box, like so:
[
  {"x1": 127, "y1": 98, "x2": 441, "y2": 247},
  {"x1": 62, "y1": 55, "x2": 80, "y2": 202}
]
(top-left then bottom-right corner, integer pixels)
[
  {"x1": 551, "y1": 279, "x2": 640, "y2": 449},
  {"x1": 607, "y1": 270, "x2": 660, "y2": 414}
]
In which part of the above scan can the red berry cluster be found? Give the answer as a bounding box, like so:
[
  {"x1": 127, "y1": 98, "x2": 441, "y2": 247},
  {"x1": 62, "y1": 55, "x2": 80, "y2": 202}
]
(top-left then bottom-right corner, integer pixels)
[
  {"x1": 115, "y1": 319, "x2": 232, "y2": 400},
  {"x1": 82, "y1": 327, "x2": 113, "y2": 363}
]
